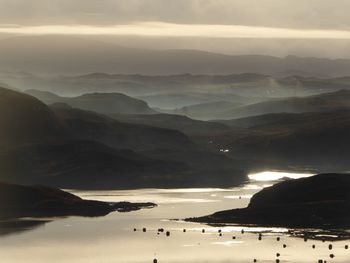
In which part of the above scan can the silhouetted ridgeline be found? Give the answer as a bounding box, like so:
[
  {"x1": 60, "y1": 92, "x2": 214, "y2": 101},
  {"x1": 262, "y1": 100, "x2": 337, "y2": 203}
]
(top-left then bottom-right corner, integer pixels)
[
  {"x1": 188, "y1": 173, "x2": 350, "y2": 228},
  {"x1": 2, "y1": 36, "x2": 350, "y2": 76},
  {"x1": 0, "y1": 87, "x2": 245, "y2": 189},
  {"x1": 207, "y1": 108, "x2": 350, "y2": 172},
  {"x1": 25, "y1": 89, "x2": 156, "y2": 115},
  {"x1": 0, "y1": 88, "x2": 63, "y2": 146},
  {"x1": 0, "y1": 182, "x2": 156, "y2": 219},
  {"x1": 208, "y1": 89, "x2": 350, "y2": 120},
  {"x1": 109, "y1": 113, "x2": 230, "y2": 136}
]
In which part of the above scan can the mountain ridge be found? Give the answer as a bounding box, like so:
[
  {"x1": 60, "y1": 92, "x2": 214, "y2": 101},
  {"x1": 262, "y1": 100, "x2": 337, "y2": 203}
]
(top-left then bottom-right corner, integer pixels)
[{"x1": 1, "y1": 35, "x2": 350, "y2": 76}]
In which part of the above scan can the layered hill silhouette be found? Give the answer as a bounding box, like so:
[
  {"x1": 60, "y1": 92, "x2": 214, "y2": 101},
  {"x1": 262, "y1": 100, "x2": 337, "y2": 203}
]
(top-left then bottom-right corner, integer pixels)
[
  {"x1": 212, "y1": 110, "x2": 350, "y2": 171},
  {"x1": 26, "y1": 89, "x2": 232, "y2": 137},
  {"x1": 51, "y1": 104, "x2": 194, "y2": 151},
  {"x1": 174, "y1": 101, "x2": 243, "y2": 120},
  {"x1": 110, "y1": 113, "x2": 230, "y2": 136},
  {"x1": 2, "y1": 36, "x2": 350, "y2": 76},
  {"x1": 0, "y1": 87, "x2": 245, "y2": 189},
  {"x1": 210, "y1": 90, "x2": 350, "y2": 120},
  {"x1": 3, "y1": 69, "x2": 350, "y2": 102},
  {"x1": 139, "y1": 92, "x2": 253, "y2": 109},
  {"x1": 25, "y1": 89, "x2": 156, "y2": 115}
]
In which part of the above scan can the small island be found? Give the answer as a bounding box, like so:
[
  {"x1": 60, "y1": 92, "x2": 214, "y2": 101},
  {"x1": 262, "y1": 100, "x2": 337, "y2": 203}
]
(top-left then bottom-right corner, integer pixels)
[
  {"x1": 187, "y1": 173, "x2": 350, "y2": 229},
  {"x1": 0, "y1": 182, "x2": 156, "y2": 219}
]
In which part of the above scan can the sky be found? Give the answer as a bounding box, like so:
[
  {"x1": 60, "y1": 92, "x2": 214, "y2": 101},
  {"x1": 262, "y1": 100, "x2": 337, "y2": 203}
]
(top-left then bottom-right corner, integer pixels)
[{"x1": 0, "y1": 0, "x2": 350, "y2": 57}]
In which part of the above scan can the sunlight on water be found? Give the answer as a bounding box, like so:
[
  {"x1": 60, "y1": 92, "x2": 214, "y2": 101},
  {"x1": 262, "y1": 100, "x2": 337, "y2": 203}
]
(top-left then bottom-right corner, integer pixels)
[
  {"x1": 248, "y1": 171, "x2": 313, "y2": 181},
  {"x1": 1, "y1": 178, "x2": 349, "y2": 263}
]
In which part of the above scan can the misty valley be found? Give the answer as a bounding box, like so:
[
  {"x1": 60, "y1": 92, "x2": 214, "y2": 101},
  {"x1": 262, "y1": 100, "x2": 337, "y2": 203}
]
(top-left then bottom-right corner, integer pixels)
[{"x1": 1, "y1": 64, "x2": 350, "y2": 262}]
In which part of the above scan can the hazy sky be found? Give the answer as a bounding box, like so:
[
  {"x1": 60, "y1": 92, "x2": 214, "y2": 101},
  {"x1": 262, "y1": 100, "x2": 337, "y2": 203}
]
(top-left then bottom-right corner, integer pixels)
[
  {"x1": 0, "y1": 0, "x2": 350, "y2": 57},
  {"x1": 0, "y1": 0, "x2": 349, "y2": 29}
]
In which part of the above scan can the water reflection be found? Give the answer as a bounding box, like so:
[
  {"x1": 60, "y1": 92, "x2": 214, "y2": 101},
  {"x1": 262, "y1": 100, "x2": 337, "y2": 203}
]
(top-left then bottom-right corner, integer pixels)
[
  {"x1": 0, "y1": 219, "x2": 49, "y2": 237},
  {"x1": 248, "y1": 171, "x2": 313, "y2": 181},
  {"x1": 0, "y1": 177, "x2": 348, "y2": 263}
]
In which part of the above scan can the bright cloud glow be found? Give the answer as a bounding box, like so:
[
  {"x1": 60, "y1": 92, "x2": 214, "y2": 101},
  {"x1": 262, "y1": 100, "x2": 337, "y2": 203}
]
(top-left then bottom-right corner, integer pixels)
[{"x1": 1, "y1": 22, "x2": 350, "y2": 39}]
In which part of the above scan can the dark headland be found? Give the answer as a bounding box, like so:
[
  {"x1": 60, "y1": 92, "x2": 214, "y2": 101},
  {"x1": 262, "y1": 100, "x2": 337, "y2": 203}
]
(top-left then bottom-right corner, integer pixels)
[
  {"x1": 187, "y1": 173, "x2": 350, "y2": 229},
  {"x1": 0, "y1": 182, "x2": 156, "y2": 219}
]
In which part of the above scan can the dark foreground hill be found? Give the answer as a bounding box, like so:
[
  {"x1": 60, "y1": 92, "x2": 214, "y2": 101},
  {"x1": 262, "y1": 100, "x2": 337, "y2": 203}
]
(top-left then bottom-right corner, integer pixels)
[
  {"x1": 0, "y1": 88, "x2": 63, "y2": 146},
  {"x1": 187, "y1": 173, "x2": 350, "y2": 229},
  {"x1": 0, "y1": 181, "x2": 156, "y2": 219},
  {"x1": 0, "y1": 140, "x2": 190, "y2": 189}
]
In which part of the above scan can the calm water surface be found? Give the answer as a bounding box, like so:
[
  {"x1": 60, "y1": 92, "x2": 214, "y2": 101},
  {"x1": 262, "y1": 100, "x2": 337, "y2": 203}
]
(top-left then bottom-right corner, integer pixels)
[{"x1": 0, "y1": 172, "x2": 349, "y2": 263}]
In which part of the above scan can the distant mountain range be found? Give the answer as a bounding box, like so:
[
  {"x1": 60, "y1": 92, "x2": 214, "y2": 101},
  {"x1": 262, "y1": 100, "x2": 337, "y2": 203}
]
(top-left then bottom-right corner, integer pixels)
[
  {"x1": 207, "y1": 89, "x2": 350, "y2": 120},
  {"x1": 25, "y1": 89, "x2": 156, "y2": 115},
  {"x1": 25, "y1": 89, "x2": 230, "y2": 137},
  {"x1": 1, "y1": 35, "x2": 350, "y2": 77},
  {"x1": 173, "y1": 101, "x2": 243, "y2": 120},
  {"x1": 110, "y1": 113, "x2": 230, "y2": 136},
  {"x1": 1, "y1": 67, "x2": 350, "y2": 110}
]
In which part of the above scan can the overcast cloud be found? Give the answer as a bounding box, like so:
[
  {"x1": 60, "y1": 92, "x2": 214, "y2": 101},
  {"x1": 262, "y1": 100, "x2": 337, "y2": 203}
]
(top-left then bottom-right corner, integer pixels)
[
  {"x1": 1, "y1": 0, "x2": 350, "y2": 58},
  {"x1": 0, "y1": 0, "x2": 349, "y2": 30}
]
